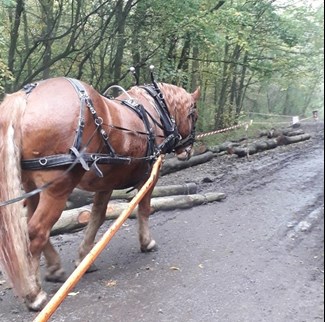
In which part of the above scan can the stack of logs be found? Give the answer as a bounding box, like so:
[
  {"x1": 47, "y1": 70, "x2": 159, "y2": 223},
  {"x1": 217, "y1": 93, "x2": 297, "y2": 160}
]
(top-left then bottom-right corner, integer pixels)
[
  {"x1": 52, "y1": 184, "x2": 226, "y2": 235},
  {"x1": 161, "y1": 127, "x2": 311, "y2": 174}
]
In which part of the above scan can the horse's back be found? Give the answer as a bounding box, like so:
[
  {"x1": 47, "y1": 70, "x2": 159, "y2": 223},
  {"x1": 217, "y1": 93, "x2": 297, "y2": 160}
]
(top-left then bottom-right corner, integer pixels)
[{"x1": 21, "y1": 77, "x2": 106, "y2": 159}]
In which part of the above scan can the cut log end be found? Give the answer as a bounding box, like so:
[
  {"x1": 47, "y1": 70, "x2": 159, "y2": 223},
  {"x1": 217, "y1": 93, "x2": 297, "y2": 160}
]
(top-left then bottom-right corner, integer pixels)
[{"x1": 78, "y1": 211, "x2": 91, "y2": 224}]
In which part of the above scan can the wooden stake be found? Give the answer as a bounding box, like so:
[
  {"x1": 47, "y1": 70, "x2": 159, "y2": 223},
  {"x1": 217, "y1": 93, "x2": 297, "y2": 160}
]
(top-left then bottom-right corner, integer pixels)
[{"x1": 33, "y1": 156, "x2": 163, "y2": 322}]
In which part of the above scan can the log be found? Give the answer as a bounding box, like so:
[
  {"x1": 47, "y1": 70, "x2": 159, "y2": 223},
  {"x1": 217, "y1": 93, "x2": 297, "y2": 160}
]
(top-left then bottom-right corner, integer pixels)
[
  {"x1": 267, "y1": 128, "x2": 305, "y2": 138},
  {"x1": 230, "y1": 147, "x2": 248, "y2": 157},
  {"x1": 282, "y1": 129, "x2": 305, "y2": 137},
  {"x1": 161, "y1": 151, "x2": 214, "y2": 176},
  {"x1": 51, "y1": 192, "x2": 226, "y2": 236},
  {"x1": 277, "y1": 134, "x2": 311, "y2": 146},
  {"x1": 218, "y1": 141, "x2": 241, "y2": 152},
  {"x1": 67, "y1": 183, "x2": 198, "y2": 209},
  {"x1": 111, "y1": 182, "x2": 198, "y2": 200},
  {"x1": 229, "y1": 133, "x2": 310, "y2": 158},
  {"x1": 209, "y1": 145, "x2": 221, "y2": 154},
  {"x1": 255, "y1": 141, "x2": 269, "y2": 152},
  {"x1": 266, "y1": 138, "x2": 278, "y2": 149},
  {"x1": 259, "y1": 127, "x2": 305, "y2": 138},
  {"x1": 66, "y1": 189, "x2": 94, "y2": 209}
]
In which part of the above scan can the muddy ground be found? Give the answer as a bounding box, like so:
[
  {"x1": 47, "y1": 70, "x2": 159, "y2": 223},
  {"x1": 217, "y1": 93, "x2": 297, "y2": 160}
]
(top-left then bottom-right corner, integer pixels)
[{"x1": 0, "y1": 121, "x2": 324, "y2": 322}]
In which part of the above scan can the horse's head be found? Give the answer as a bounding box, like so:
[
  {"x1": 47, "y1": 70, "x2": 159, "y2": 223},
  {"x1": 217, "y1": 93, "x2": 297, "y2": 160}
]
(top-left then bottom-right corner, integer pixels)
[{"x1": 160, "y1": 84, "x2": 200, "y2": 161}]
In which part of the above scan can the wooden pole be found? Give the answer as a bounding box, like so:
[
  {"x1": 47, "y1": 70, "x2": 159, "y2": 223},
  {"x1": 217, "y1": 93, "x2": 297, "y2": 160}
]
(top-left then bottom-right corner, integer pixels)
[{"x1": 33, "y1": 156, "x2": 163, "y2": 322}]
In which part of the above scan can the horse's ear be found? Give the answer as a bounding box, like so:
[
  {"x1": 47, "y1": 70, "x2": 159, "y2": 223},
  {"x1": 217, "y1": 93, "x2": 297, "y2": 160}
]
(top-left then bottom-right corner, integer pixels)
[{"x1": 192, "y1": 87, "x2": 201, "y2": 102}]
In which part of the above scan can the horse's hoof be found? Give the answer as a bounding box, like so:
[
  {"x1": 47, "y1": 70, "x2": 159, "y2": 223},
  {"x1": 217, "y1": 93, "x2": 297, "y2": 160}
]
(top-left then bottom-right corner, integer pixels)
[
  {"x1": 85, "y1": 263, "x2": 99, "y2": 273},
  {"x1": 45, "y1": 268, "x2": 66, "y2": 283},
  {"x1": 75, "y1": 260, "x2": 99, "y2": 273},
  {"x1": 141, "y1": 239, "x2": 157, "y2": 253},
  {"x1": 25, "y1": 290, "x2": 48, "y2": 311}
]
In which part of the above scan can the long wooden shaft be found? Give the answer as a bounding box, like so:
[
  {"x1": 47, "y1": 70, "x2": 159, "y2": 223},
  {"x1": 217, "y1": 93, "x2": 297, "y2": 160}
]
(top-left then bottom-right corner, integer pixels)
[{"x1": 33, "y1": 156, "x2": 163, "y2": 322}]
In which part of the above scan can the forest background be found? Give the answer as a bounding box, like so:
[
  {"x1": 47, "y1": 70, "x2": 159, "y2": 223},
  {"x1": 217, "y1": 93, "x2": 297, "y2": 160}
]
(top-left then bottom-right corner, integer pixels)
[{"x1": 0, "y1": 0, "x2": 323, "y2": 132}]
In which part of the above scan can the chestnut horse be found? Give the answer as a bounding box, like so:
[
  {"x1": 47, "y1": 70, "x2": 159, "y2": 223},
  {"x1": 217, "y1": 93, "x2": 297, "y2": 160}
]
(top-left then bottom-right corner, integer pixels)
[{"x1": 0, "y1": 77, "x2": 199, "y2": 311}]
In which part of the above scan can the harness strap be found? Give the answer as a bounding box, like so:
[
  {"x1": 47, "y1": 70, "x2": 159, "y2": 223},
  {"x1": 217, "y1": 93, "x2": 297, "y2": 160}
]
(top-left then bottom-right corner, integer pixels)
[
  {"x1": 21, "y1": 152, "x2": 131, "y2": 170},
  {"x1": 66, "y1": 78, "x2": 116, "y2": 156},
  {"x1": 121, "y1": 100, "x2": 157, "y2": 158},
  {"x1": 65, "y1": 78, "x2": 86, "y2": 151},
  {"x1": 140, "y1": 85, "x2": 180, "y2": 154}
]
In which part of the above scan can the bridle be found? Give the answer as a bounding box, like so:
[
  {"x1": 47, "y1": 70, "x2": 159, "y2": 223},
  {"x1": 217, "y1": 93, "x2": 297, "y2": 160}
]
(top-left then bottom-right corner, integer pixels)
[
  {"x1": 174, "y1": 104, "x2": 198, "y2": 153},
  {"x1": 140, "y1": 79, "x2": 198, "y2": 156}
]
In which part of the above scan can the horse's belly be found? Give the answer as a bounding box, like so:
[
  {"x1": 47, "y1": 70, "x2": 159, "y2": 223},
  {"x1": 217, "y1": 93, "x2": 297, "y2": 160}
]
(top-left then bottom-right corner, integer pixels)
[{"x1": 77, "y1": 163, "x2": 149, "y2": 192}]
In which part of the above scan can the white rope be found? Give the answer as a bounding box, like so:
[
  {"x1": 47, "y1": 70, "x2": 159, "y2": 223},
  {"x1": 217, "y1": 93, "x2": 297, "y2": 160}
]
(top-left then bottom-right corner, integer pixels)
[
  {"x1": 197, "y1": 121, "x2": 252, "y2": 138},
  {"x1": 196, "y1": 114, "x2": 316, "y2": 140}
]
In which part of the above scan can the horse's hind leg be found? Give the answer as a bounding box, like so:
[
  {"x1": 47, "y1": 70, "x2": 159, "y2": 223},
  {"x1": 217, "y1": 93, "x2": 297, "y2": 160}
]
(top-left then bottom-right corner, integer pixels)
[
  {"x1": 23, "y1": 192, "x2": 48, "y2": 310},
  {"x1": 25, "y1": 192, "x2": 71, "y2": 311},
  {"x1": 25, "y1": 189, "x2": 66, "y2": 283},
  {"x1": 137, "y1": 176, "x2": 159, "y2": 252},
  {"x1": 76, "y1": 191, "x2": 112, "y2": 269}
]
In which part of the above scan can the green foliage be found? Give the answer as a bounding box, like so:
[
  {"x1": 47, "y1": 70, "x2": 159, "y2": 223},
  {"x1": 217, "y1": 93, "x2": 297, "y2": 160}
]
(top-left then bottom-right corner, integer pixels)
[
  {"x1": 0, "y1": 60, "x2": 14, "y2": 98},
  {"x1": 0, "y1": 0, "x2": 323, "y2": 128}
]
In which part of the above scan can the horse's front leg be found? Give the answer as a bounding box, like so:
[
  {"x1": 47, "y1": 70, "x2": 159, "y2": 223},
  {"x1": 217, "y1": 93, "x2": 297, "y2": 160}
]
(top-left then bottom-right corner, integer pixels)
[
  {"x1": 76, "y1": 191, "x2": 112, "y2": 270},
  {"x1": 43, "y1": 240, "x2": 66, "y2": 283},
  {"x1": 137, "y1": 176, "x2": 159, "y2": 252}
]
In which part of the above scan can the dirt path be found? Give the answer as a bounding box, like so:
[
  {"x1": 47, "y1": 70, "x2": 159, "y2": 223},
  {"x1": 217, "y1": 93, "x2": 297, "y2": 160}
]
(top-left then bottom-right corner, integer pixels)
[{"x1": 0, "y1": 122, "x2": 324, "y2": 322}]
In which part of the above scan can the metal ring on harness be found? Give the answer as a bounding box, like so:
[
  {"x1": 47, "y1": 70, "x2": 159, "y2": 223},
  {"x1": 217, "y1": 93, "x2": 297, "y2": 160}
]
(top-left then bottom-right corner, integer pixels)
[
  {"x1": 39, "y1": 158, "x2": 48, "y2": 166},
  {"x1": 95, "y1": 117, "x2": 103, "y2": 126}
]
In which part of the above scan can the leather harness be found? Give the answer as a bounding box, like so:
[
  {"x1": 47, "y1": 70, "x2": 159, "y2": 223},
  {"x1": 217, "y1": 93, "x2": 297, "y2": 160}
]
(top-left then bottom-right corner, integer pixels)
[{"x1": 21, "y1": 78, "x2": 193, "y2": 177}]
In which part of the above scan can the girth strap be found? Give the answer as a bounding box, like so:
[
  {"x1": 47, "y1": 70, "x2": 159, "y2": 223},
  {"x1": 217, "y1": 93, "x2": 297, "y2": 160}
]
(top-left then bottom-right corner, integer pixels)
[{"x1": 21, "y1": 152, "x2": 131, "y2": 170}]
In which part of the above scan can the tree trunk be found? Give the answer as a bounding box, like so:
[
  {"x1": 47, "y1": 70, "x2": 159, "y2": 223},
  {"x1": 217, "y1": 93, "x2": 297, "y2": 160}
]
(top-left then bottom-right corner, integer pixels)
[
  {"x1": 191, "y1": 46, "x2": 200, "y2": 92},
  {"x1": 177, "y1": 32, "x2": 191, "y2": 88},
  {"x1": 110, "y1": 0, "x2": 135, "y2": 93},
  {"x1": 7, "y1": 0, "x2": 24, "y2": 92},
  {"x1": 40, "y1": 0, "x2": 55, "y2": 79},
  {"x1": 215, "y1": 39, "x2": 230, "y2": 129},
  {"x1": 235, "y1": 51, "x2": 249, "y2": 116}
]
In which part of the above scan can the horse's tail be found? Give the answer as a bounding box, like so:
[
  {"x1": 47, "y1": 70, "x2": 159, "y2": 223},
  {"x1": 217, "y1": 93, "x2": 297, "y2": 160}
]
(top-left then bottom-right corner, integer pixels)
[{"x1": 0, "y1": 91, "x2": 35, "y2": 298}]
